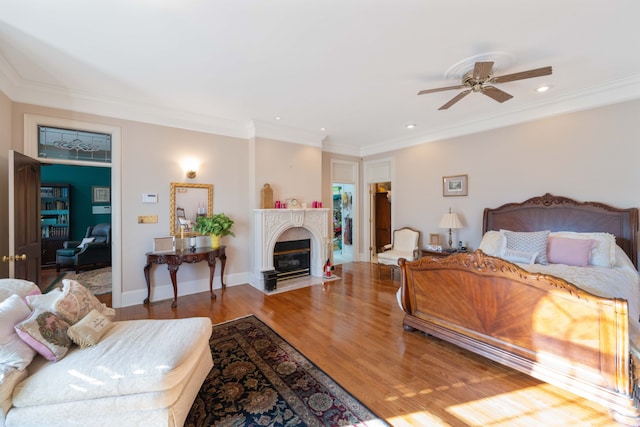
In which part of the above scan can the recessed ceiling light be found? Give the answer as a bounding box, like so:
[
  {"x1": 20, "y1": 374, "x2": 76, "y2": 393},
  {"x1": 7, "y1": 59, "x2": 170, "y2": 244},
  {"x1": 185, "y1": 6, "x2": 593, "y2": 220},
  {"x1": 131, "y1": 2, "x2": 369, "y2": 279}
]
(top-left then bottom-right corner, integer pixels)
[
  {"x1": 320, "y1": 127, "x2": 326, "y2": 131},
  {"x1": 406, "y1": 123, "x2": 416, "y2": 129},
  {"x1": 274, "y1": 116, "x2": 281, "y2": 120},
  {"x1": 536, "y1": 85, "x2": 551, "y2": 93}
]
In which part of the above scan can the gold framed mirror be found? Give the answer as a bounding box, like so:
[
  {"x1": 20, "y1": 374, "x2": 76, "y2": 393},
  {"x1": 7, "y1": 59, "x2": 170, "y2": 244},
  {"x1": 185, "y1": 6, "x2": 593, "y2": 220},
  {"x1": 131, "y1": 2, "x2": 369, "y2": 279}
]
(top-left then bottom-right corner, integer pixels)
[{"x1": 169, "y1": 182, "x2": 213, "y2": 236}]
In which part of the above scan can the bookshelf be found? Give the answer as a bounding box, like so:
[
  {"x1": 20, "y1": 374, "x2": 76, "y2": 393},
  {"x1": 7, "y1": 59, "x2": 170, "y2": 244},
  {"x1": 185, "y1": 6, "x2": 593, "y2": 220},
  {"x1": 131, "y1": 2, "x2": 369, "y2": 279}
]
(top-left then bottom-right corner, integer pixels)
[{"x1": 41, "y1": 183, "x2": 70, "y2": 266}]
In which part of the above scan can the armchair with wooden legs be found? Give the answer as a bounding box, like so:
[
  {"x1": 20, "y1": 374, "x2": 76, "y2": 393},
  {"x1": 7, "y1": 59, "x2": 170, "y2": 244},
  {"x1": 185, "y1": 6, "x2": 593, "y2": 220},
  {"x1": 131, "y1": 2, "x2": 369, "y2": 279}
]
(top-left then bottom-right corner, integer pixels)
[{"x1": 377, "y1": 227, "x2": 421, "y2": 280}]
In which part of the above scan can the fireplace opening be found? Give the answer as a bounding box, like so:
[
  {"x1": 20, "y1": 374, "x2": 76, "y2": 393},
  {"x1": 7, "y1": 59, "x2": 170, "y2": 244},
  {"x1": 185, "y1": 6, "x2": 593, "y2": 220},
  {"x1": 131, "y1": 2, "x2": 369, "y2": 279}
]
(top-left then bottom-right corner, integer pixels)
[{"x1": 273, "y1": 239, "x2": 311, "y2": 281}]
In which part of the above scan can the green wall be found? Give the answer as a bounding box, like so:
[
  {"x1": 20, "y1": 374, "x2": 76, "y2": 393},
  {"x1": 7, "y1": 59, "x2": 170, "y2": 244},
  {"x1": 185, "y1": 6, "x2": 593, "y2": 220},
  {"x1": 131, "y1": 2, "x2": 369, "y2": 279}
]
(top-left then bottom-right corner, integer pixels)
[{"x1": 41, "y1": 164, "x2": 111, "y2": 240}]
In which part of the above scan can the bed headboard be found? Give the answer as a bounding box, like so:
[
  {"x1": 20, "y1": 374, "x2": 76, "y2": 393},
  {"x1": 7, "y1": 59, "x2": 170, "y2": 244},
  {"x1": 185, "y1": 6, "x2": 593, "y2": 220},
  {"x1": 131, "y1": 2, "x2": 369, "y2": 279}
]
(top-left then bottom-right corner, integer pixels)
[{"x1": 483, "y1": 193, "x2": 639, "y2": 269}]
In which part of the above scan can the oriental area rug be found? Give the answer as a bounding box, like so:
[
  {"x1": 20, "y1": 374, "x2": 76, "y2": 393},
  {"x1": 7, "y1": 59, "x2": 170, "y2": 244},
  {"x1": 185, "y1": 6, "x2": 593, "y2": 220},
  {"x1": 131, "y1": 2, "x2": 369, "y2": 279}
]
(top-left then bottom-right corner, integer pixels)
[
  {"x1": 45, "y1": 266, "x2": 112, "y2": 296},
  {"x1": 185, "y1": 315, "x2": 389, "y2": 427}
]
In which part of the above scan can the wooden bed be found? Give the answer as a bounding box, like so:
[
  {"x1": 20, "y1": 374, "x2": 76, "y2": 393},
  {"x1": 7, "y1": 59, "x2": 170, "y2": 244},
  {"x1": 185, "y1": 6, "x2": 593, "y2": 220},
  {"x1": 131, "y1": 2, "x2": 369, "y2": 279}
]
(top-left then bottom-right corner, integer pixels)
[{"x1": 398, "y1": 193, "x2": 640, "y2": 425}]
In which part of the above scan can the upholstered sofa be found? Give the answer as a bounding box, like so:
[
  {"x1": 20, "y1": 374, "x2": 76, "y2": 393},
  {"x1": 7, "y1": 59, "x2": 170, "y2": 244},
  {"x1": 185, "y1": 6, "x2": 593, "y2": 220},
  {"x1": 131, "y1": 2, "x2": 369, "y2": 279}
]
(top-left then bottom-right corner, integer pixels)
[{"x1": 0, "y1": 278, "x2": 212, "y2": 427}]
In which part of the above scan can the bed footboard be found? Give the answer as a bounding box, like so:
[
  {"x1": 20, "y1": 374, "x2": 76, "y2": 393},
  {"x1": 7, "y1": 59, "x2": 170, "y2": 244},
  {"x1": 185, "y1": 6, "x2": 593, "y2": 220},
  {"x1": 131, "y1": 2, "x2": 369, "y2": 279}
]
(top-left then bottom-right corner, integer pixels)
[{"x1": 399, "y1": 251, "x2": 640, "y2": 425}]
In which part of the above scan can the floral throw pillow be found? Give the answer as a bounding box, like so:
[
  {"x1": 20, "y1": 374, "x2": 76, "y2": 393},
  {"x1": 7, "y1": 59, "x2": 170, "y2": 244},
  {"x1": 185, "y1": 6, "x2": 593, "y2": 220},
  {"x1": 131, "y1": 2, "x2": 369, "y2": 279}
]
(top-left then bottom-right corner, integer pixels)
[
  {"x1": 15, "y1": 310, "x2": 72, "y2": 362},
  {"x1": 54, "y1": 279, "x2": 111, "y2": 325}
]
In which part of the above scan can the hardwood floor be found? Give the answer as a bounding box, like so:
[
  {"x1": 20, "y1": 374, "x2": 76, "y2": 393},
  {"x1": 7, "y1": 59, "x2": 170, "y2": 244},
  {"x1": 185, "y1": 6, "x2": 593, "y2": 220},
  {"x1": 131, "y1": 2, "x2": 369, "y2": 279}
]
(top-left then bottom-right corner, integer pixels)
[{"x1": 113, "y1": 262, "x2": 623, "y2": 426}]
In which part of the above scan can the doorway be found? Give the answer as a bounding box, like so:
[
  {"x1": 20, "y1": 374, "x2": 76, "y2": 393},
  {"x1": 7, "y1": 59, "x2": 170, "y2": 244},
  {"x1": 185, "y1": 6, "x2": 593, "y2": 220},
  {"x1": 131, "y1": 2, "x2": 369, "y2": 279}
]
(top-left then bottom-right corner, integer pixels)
[
  {"x1": 332, "y1": 183, "x2": 355, "y2": 265},
  {"x1": 371, "y1": 182, "x2": 392, "y2": 257}
]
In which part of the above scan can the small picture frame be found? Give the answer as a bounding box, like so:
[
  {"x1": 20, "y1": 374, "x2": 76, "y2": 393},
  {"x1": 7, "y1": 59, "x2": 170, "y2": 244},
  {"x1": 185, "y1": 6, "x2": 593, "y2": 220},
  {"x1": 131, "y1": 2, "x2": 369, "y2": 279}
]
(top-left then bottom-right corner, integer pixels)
[
  {"x1": 153, "y1": 237, "x2": 175, "y2": 253},
  {"x1": 443, "y1": 174, "x2": 468, "y2": 197},
  {"x1": 92, "y1": 186, "x2": 111, "y2": 203},
  {"x1": 429, "y1": 233, "x2": 441, "y2": 246}
]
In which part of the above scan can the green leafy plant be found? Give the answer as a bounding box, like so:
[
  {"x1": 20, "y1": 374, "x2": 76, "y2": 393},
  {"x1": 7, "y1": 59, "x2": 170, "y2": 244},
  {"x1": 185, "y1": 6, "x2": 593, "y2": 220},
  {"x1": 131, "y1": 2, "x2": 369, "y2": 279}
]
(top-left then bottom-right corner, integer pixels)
[{"x1": 194, "y1": 213, "x2": 236, "y2": 237}]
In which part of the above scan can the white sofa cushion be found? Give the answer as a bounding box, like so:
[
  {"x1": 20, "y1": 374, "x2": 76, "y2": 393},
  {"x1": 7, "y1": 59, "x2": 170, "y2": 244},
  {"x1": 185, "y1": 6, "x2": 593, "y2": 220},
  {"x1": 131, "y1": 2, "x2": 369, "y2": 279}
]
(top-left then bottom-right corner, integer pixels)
[
  {"x1": 0, "y1": 279, "x2": 39, "y2": 303},
  {"x1": 0, "y1": 295, "x2": 36, "y2": 369},
  {"x1": 12, "y1": 317, "x2": 212, "y2": 408}
]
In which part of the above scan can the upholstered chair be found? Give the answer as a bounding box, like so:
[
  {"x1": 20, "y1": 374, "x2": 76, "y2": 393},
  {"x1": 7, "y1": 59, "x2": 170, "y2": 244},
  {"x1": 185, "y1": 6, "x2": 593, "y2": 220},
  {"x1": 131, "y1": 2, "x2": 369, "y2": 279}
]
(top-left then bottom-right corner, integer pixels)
[
  {"x1": 55, "y1": 223, "x2": 112, "y2": 273},
  {"x1": 377, "y1": 227, "x2": 421, "y2": 279}
]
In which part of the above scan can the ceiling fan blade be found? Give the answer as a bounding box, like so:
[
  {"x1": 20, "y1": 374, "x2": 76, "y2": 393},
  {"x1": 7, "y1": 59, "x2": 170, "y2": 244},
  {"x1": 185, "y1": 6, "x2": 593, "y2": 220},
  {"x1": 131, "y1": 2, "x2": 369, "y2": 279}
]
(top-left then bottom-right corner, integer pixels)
[
  {"x1": 438, "y1": 89, "x2": 472, "y2": 110},
  {"x1": 473, "y1": 62, "x2": 494, "y2": 80},
  {"x1": 493, "y1": 66, "x2": 552, "y2": 83},
  {"x1": 482, "y1": 86, "x2": 513, "y2": 103},
  {"x1": 418, "y1": 84, "x2": 467, "y2": 95}
]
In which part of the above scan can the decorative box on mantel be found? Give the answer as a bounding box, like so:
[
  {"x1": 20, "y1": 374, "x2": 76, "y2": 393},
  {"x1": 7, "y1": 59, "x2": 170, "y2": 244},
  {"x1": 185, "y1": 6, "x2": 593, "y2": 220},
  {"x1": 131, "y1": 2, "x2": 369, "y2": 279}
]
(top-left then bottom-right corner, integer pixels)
[{"x1": 253, "y1": 208, "x2": 331, "y2": 288}]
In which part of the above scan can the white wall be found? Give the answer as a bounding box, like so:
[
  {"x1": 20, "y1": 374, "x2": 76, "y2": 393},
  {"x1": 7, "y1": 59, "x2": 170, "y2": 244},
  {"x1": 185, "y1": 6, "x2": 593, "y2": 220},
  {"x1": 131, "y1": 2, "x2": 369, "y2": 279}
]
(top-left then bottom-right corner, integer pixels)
[
  {"x1": 382, "y1": 99, "x2": 640, "y2": 251},
  {"x1": 4, "y1": 96, "x2": 640, "y2": 305}
]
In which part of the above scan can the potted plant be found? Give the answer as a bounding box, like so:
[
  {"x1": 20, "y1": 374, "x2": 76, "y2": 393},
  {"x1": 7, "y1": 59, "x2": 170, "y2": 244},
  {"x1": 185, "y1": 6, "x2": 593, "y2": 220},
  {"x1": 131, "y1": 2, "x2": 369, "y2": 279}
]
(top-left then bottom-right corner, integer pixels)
[{"x1": 194, "y1": 213, "x2": 236, "y2": 248}]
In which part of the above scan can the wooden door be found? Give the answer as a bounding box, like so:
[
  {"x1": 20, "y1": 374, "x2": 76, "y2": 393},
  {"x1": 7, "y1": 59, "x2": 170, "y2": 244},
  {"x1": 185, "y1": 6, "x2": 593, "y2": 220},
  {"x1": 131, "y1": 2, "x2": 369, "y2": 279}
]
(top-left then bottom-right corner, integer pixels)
[
  {"x1": 8, "y1": 151, "x2": 41, "y2": 284},
  {"x1": 375, "y1": 192, "x2": 391, "y2": 251}
]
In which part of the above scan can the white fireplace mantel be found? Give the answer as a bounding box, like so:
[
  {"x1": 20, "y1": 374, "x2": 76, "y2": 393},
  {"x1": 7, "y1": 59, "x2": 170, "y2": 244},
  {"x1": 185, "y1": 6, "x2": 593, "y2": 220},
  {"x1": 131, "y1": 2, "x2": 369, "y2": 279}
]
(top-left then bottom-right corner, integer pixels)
[{"x1": 253, "y1": 208, "x2": 331, "y2": 286}]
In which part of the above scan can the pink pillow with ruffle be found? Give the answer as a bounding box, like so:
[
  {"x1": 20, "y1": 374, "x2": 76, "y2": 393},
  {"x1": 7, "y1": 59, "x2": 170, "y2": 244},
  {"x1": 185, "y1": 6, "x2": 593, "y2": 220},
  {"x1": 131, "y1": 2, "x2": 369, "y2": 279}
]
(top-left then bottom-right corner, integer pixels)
[{"x1": 547, "y1": 236, "x2": 597, "y2": 267}]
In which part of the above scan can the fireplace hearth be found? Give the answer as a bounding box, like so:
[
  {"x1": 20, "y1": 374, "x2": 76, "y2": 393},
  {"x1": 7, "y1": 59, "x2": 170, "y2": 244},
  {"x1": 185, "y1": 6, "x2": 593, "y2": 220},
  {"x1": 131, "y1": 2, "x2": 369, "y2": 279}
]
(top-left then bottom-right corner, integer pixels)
[
  {"x1": 273, "y1": 239, "x2": 310, "y2": 281},
  {"x1": 253, "y1": 208, "x2": 331, "y2": 290}
]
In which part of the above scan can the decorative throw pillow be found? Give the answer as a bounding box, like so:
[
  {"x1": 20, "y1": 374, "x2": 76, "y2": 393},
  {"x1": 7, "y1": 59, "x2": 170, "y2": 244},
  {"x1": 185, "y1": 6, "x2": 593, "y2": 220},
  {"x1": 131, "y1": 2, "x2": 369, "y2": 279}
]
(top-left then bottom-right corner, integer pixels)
[
  {"x1": 549, "y1": 231, "x2": 616, "y2": 268},
  {"x1": 34, "y1": 279, "x2": 114, "y2": 325},
  {"x1": 15, "y1": 310, "x2": 72, "y2": 362},
  {"x1": 77, "y1": 237, "x2": 95, "y2": 248},
  {"x1": 67, "y1": 309, "x2": 113, "y2": 348},
  {"x1": 26, "y1": 289, "x2": 63, "y2": 312},
  {"x1": 0, "y1": 295, "x2": 37, "y2": 369},
  {"x1": 547, "y1": 236, "x2": 597, "y2": 267},
  {"x1": 502, "y1": 248, "x2": 538, "y2": 265},
  {"x1": 501, "y1": 230, "x2": 551, "y2": 265},
  {"x1": 478, "y1": 231, "x2": 507, "y2": 257}
]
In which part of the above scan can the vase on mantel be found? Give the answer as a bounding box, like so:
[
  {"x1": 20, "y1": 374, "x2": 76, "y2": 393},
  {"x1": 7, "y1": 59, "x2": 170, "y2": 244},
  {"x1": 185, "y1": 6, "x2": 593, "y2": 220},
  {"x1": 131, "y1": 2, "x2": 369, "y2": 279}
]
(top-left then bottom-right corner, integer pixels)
[{"x1": 209, "y1": 234, "x2": 221, "y2": 249}]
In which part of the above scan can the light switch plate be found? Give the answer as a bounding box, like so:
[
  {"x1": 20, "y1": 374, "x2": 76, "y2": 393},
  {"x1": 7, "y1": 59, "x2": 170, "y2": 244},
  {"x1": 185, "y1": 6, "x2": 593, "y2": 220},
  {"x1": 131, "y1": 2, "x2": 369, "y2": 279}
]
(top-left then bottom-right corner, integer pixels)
[
  {"x1": 142, "y1": 193, "x2": 158, "y2": 203},
  {"x1": 138, "y1": 215, "x2": 158, "y2": 224}
]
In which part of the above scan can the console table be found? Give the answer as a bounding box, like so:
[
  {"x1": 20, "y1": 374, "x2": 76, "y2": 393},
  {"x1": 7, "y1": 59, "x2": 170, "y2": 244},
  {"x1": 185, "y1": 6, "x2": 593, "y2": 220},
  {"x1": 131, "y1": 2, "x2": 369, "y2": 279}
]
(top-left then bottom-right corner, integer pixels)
[{"x1": 143, "y1": 246, "x2": 226, "y2": 307}]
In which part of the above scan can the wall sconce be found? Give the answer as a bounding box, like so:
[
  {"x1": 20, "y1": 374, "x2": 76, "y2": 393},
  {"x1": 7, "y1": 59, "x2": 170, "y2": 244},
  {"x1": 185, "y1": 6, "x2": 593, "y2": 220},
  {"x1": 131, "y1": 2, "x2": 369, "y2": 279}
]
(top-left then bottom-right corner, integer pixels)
[{"x1": 183, "y1": 158, "x2": 199, "y2": 179}]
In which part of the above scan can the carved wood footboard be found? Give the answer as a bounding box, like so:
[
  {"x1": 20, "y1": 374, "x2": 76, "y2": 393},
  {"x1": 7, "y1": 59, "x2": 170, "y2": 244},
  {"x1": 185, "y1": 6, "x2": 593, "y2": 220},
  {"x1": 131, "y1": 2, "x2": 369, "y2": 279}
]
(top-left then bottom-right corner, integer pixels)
[
  {"x1": 400, "y1": 251, "x2": 640, "y2": 425},
  {"x1": 399, "y1": 250, "x2": 640, "y2": 425}
]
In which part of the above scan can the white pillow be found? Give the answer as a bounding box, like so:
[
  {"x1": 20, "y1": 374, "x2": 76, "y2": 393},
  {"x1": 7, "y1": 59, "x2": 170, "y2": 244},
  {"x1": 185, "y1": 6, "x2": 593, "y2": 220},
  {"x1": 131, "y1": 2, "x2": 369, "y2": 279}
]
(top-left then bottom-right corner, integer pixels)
[
  {"x1": 0, "y1": 295, "x2": 37, "y2": 370},
  {"x1": 26, "y1": 288, "x2": 63, "y2": 312},
  {"x1": 501, "y1": 229, "x2": 550, "y2": 265},
  {"x1": 502, "y1": 248, "x2": 538, "y2": 265},
  {"x1": 77, "y1": 237, "x2": 95, "y2": 248},
  {"x1": 548, "y1": 231, "x2": 616, "y2": 268},
  {"x1": 67, "y1": 309, "x2": 113, "y2": 348},
  {"x1": 478, "y1": 231, "x2": 507, "y2": 257}
]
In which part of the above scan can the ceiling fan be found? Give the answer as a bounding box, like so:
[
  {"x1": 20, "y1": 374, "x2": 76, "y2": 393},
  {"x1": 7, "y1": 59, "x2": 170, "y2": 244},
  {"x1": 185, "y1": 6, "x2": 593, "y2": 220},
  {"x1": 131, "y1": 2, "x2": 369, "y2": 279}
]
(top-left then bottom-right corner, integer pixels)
[{"x1": 418, "y1": 61, "x2": 552, "y2": 110}]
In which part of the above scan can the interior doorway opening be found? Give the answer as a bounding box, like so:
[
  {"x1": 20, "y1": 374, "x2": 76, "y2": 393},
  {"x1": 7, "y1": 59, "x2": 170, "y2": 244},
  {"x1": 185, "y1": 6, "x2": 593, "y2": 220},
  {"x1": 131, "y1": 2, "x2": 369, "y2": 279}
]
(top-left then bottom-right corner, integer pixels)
[
  {"x1": 332, "y1": 183, "x2": 355, "y2": 265},
  {"x1": 371, "y1": 182, "x2": 391, "y2": 260}
]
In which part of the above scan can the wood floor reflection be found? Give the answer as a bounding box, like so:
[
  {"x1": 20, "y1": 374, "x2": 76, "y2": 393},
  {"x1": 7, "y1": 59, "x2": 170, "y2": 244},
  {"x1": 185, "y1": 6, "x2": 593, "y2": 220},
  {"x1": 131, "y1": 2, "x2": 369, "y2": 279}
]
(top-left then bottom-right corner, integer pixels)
[{"x1": 114, "y1": 262, "x2": 624, "y2": 427}]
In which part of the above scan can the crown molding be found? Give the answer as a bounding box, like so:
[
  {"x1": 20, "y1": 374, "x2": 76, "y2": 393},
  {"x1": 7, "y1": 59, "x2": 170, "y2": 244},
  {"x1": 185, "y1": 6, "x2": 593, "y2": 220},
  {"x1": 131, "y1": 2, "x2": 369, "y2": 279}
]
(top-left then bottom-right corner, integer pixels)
[
  {"x1": 248, "y1": 120, "x2": 326, "y2": 147},
  {"x1": 2, "y1": 52, "x2": 640, "y2": 157},
  {"x1": 358, "y1": 73, "x2": 640, "y2": 157}
]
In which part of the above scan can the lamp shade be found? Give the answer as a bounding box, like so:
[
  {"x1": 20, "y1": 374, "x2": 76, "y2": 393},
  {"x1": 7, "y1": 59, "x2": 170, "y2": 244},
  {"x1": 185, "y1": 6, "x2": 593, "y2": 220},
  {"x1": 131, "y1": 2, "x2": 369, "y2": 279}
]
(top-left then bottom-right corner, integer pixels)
[{"x1": 439, "y1": 212, "x2": 462, "y2": 229}]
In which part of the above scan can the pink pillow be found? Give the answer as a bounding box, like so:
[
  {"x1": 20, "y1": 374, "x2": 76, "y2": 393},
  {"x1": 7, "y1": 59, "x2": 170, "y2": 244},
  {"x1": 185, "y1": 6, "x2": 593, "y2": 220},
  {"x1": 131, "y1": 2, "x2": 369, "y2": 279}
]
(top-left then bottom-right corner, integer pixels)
[{"x1": 547, "y1": 236, "x2": 597, "y2": 267}]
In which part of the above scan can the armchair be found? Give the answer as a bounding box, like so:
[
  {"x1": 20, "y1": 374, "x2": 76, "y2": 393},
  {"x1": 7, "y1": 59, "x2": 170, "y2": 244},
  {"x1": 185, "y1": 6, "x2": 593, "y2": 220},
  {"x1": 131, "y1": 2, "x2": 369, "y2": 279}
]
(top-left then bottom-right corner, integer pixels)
[
  {"x1": 56, "y1": 223, "x2": 112, "y2": 273},
  {"x1": 377, "y1": 227, "x2": 421, "y2": 280}
]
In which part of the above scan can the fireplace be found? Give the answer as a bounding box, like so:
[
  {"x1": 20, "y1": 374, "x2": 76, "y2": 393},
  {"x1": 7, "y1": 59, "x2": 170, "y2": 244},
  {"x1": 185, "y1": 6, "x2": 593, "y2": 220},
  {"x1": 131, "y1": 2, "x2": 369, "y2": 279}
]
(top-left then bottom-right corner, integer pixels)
[
  {"x1": 273, "y1": 239, "x2": 310, "y2": 280},
  {"x1": 253, "y1": 208, "x2": 330, "y2": 289}
]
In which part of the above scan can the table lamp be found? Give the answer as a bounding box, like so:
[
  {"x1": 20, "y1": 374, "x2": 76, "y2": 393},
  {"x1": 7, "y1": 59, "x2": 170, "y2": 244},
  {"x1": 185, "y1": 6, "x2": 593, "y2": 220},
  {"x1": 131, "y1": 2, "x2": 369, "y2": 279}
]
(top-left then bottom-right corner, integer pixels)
[{"x1": 439, "y1": 208, "x2": 463, "y2": 250}]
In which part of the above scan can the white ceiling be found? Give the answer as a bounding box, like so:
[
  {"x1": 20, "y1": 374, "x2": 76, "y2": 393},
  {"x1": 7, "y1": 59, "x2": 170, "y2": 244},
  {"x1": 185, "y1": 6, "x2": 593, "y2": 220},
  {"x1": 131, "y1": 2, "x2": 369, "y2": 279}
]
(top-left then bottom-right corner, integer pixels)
[{"x1": 1, "y1": 1, "x2": 640, "y2": 156}]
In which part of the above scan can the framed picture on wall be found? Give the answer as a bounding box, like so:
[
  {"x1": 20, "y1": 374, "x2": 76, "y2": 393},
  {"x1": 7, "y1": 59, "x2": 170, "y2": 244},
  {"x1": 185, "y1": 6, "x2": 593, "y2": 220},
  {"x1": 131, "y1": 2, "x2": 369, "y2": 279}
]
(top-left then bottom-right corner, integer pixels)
[
  {"x1": 92, "y1": 186, "x2": 110, "y2": 203},
  {"x1": 443, "y1": 174, "x2": 468, "y2": 197}
]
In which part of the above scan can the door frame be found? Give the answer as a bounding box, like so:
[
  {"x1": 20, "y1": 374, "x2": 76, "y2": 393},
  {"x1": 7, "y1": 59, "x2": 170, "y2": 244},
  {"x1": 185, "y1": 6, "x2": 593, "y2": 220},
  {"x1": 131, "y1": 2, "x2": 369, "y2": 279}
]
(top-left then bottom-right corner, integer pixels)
[
  {"x1": 23, "y1": 114, "x2": 122, "y2": 307},
  {"x1": 330, "y1": 159, "x2": 359, "y2": 262},
  {"x1": 363, "y1": 158, "x2": 394, "y2": 262}
]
